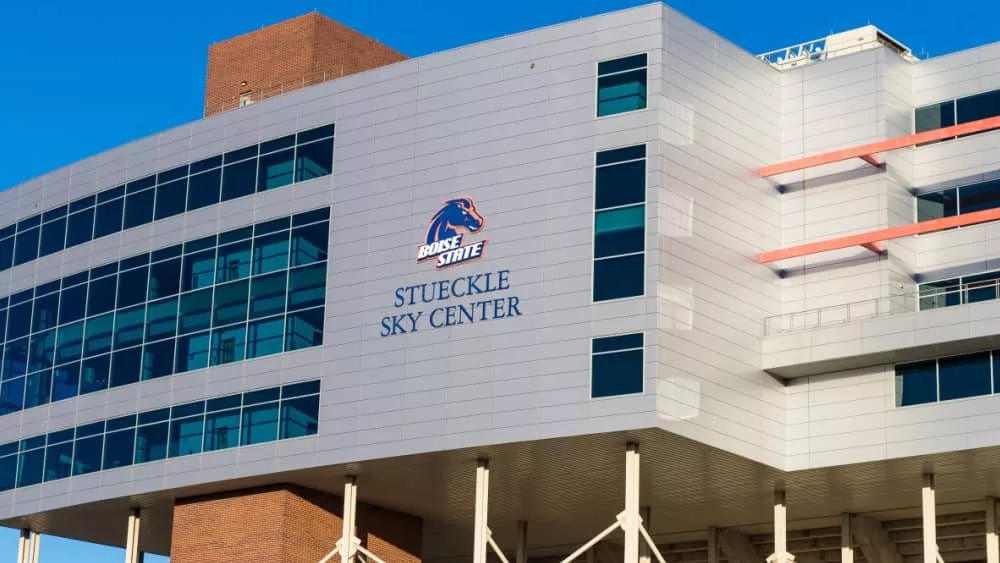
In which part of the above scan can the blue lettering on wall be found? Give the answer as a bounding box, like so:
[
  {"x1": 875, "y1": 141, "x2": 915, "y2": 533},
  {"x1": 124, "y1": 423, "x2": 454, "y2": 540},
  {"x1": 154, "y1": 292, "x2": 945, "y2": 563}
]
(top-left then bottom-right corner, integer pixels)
[{"x1": 380, "y1": 269, "x2": 522, "y2": 336}]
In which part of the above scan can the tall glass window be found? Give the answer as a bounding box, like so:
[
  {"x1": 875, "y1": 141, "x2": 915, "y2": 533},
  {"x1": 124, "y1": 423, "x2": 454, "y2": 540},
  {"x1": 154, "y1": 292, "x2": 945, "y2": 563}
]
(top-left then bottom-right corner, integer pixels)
[
  {"x1": 597, "y1": 54, "x2": 648, "y2": 117},
  {"x1": 0, "y1": 209, "x2": 330, "y2": 417},
  {"x1": 0, "y1": 124, "x2": 335, "y2": 276},
  {"x1": 593, "y1": 145, "x2": 646, "y2": 302}
]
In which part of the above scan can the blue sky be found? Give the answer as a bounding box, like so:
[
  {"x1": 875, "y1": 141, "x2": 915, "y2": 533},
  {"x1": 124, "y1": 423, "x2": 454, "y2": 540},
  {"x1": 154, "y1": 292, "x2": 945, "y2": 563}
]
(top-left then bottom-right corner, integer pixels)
[{"x1": 0, "y1": 0, "x2": 996, "y2": 560}]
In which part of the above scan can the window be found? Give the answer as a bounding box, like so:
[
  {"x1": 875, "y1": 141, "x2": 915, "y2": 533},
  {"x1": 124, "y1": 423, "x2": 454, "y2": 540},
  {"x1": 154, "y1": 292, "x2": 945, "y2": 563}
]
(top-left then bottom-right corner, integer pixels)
[
  {"x1": 895, "y1": 350, "x2": 1000, "y2": 407},
  {"x1": 597, "y1": 54, "x2": 648, "y2": 117},
  {"x1": 0, "y1": 380, "x2": 318, "y2": 489},
  {"x1": 914, "y1": 100, "x2": 955, "y2": 144},
  {"x1": 916, "y1": 178, "x2": 1000, "y2": 223},
  {"x1": 914, "y1": 90, "x2": 1000, "y2": 142},
  {"x1": 0, "y1": 124, "x2": 335, "y2": 277},
  {"x1": 939, "y1": 352, "x2": 991, "y2": 401},
  {"x1": 0, "y1": 210, "x2": 329, "y2": 415},
  {"x1": 591, "y1": 333, "x2": 644, "y2": 398},
  {"x1": 593, "y1": 145, "x2": 646, "y2": 302}
]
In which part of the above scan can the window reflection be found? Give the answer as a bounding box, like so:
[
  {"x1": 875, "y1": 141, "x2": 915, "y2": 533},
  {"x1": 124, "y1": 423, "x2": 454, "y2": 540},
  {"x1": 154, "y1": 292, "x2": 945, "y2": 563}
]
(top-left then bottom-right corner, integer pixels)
[
  {"x1": 0, "y1": 124, "x2": 334, "y2": 275},
  {"x1": 0, "y1": 380, "x2": 320, "y2": 491},
  {"x1": 0, "y1": 209, "x2": 329, "y2": 416}
]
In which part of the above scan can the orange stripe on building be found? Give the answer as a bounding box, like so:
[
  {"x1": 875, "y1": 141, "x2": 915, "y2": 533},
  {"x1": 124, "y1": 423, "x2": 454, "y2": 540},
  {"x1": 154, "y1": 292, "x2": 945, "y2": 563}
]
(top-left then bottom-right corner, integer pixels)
[
  {"x1": 758, "y1": 115, "x2": 1000, "y2": 177},
  {"x1": 757, "y1": 207, "x2": 1000, "y2": 264}
]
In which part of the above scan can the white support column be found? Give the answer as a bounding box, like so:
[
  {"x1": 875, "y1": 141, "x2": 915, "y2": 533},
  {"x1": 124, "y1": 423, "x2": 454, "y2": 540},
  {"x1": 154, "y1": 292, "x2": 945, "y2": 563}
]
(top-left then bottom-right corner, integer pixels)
[
  {"x1": 473, "y1": 459, "x2": 490, "y2": 563},
  {"x1": 341, "y1": 476, "x2": 358, "y2": 563},
  {"x1": 639, "y1": 507, "x2": 652, "y2": 563},
  {"x1": 125, "y1": 508, "x2": 141, "y2": 563},
  {"x1": 17, "y1": 529, "x2": 31, "y2": 563},
  {"x1": 841, "y1": 514, "x2": 854, "y2": 563},
  {"x1": 516, "y1": 521, "x2": 528, "y2": 563},
  {"x1": 774, "y1": 490, "x2": 788, "y2": 563},
  {"x1": 987, "y1": 497, "x2": 998, "y2": 563},
  {"x1": 624, "y1": 443, "x2": 641, "y2": 563},
  {"x1": 922, "y1": 474, "x2": 937, "y2": 563},
  {"x1": 29, "y1": 532, "x2": 39, "y2": 563},
  {"x1": 707, "y1": 527, "x2": 719, "y2": 563}
]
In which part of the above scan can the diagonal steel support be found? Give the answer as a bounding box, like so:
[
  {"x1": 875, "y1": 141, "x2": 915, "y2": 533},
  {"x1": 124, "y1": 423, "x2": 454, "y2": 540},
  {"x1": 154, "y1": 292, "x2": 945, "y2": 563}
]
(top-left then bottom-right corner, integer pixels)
[{"x1": 559, "y1": 443, "x2": 667, "y2": 563}]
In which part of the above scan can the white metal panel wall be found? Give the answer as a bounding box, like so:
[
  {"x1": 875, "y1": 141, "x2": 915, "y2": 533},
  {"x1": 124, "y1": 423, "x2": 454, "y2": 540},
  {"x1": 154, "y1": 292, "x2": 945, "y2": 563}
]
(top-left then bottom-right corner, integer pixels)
[
  {"x1": 0, "y1": 4, "x2": 669, "y2": 519},
  {"x1": 783, "y1": 41, "x2": 1000, "y2": 471},
  {"x1": 656, "y1": 7, "x2": 785, "y2": 468}
]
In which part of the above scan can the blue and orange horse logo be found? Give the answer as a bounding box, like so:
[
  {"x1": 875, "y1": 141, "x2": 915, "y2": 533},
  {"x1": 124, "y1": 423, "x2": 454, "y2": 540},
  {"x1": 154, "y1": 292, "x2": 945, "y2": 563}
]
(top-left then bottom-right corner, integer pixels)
[{"x1": 417, "y1": 197, "x2": 488, "y2": 269}]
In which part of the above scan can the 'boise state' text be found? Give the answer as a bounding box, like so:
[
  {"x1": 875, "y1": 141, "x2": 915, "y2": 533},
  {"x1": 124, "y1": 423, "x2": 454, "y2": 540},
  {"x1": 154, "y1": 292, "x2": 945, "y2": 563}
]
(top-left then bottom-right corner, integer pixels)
[
  {"x1": 380, "y1": 270, "x2": 522, "y2": 336},
  {"x1": 416, "y1": 234, "x2": 486, "y2": 269}
]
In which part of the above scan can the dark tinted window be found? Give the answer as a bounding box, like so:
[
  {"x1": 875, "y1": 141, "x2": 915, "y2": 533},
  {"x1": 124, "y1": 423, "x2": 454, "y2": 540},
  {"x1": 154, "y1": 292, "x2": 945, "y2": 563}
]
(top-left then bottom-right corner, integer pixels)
[
  {"x1": 916, "y1": 189, "x2": 957, "y2": 221},
  {"x1": 591, "y1": 333, "x2": 644, "y2": 398},
  {"x1": 65, "y1": 208, "x2": 94, "y2": 247},
  {"x1": 594, "y1": 254, "x2": 644, "y2": 302},
  {"x1": 938, "y1": 352, "x2": 991, "y2": 401},
  {"x1": 595, "y1": 160, "x2": 645, "y2": 210},
  {"x1": 187, "y1": 169, "x2": 221, "y2": 211},
  {"x1": 93, "y1": 199, "x2": 124, "y2": 239},
  {"x1": 895, "y1": 360, "x2": 938, "y2": 406}
]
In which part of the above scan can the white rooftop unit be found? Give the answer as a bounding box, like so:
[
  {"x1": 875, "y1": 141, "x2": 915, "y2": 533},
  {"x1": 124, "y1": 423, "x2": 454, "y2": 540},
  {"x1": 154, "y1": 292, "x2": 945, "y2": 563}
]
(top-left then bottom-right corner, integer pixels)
[{"x1": 757, "y1": 25, "x2": 918, "y2": 70}]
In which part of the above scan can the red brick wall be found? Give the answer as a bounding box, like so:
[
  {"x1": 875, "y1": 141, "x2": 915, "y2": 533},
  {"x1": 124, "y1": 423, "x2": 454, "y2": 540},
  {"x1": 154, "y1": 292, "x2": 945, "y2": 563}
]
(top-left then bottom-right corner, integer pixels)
[
  {"x1": 204, "y1": 12, "x2": 407, "y2": 116},
  {"x1": 170, "y1": 485, "x2": 422, "y2": 563}
]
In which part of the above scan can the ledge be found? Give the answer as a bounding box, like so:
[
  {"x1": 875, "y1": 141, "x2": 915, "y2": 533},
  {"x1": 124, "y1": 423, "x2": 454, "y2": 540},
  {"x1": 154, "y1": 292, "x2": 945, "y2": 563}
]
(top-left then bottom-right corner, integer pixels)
[{"x1": 762, "y1": 299, "x2": 1000, "y2": 378}]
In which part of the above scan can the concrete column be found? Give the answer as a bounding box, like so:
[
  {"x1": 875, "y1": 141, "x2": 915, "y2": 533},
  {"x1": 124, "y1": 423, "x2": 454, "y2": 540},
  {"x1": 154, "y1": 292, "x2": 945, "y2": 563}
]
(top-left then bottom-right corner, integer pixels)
[
  {"x1": 341, "y1": 476, "x2": 358, "y2": 563},
  {"x1": 987, "y1": 497, "x2": 998, "y2": 563},
  {"x1": 17, "y1": 529, "x2": 38, "y2": 563},
  {"x1": 624, "y1": 443, "x2": 641, "y2": 563},
  {"x1": 639, "y1": 506, "x2": 652, "y2": 563},
  {"x1": 922, "y1": 474, "x2": 936, "y2": 563},
  {"x1": 17, "y1": 530, "x2": 28, "y2": 563},
  {"x1": 473, "y1": 459, "x2": 490, "y2": 563},
  {"x1": 516, "y1": 520, "x2": 528, "y2": 563},
  {"x1": 125, "y1": 508, "x2": 141, "y2": 563},
  {"x1": 841, "y1": 513, "x2": 854, "y2": 563},
  {"x1": 774, "y1": 490, "x2": 788, "y2": 563},
  {"x1": 707, "y1": 527, "x2": 719, "y2": 563}
]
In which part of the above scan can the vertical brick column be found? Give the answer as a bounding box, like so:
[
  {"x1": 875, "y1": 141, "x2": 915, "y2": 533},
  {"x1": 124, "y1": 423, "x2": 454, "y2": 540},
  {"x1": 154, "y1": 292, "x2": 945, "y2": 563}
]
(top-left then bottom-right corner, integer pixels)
[{"x1": 170, "y1": 485, "x2": 422, "y2": 563}]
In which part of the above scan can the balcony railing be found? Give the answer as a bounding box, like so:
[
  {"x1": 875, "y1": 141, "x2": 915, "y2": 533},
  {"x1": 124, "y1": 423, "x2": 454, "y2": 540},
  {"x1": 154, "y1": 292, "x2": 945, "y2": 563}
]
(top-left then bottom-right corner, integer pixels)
[
  {"x1": 204, "y1": 69, "x2": 341, "y2": 117},
  {"x1": 765, "y1": 279, "x2": 1000, "y2": 335}
]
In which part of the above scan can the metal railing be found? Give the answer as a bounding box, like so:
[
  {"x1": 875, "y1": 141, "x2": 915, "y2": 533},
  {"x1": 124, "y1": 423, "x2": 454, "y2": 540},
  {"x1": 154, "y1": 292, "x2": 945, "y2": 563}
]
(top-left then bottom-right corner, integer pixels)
[
  {"x1": 765, "y1": 279, "x2": 1000, "y2": 335},
  {"x1": 757, "y1": 38, "x2": 828, "y2": 68},
  {"x1": 204, "y1": 68, "x2": 343, "y2": 116},
  {"x1": 765, "y1": 291, "x2": 915, "y2": 335}
]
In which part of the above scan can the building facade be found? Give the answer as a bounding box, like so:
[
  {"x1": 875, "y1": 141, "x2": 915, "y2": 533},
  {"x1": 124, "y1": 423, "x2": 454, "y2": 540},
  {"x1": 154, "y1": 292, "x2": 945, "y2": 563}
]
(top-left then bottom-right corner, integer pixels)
[{"x1": 4, "y1": 3, "x2": 1000, "y2": 562}]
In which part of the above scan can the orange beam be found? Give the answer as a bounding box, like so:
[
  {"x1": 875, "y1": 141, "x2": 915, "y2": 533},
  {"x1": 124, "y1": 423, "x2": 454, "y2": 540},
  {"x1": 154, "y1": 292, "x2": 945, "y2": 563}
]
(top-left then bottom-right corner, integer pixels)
[
  {"x1": 861, "y1": 242, "x2": 883, "y2": 255},
  {"x1": 758, "y1": 115, "x2": 1000, "y2": 177},
  {"x1": 757, "y1": 207, "x2": 1000, "y2": 264}
]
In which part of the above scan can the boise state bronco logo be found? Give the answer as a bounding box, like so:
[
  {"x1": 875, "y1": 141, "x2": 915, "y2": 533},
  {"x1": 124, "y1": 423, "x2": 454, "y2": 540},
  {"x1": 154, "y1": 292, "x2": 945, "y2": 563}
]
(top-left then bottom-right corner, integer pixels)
[{"x1": 416, "y1": 197, "x2": 488, "y2": 269}]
